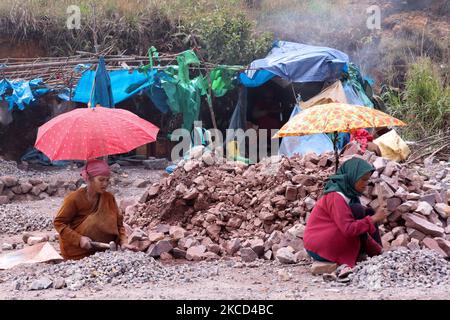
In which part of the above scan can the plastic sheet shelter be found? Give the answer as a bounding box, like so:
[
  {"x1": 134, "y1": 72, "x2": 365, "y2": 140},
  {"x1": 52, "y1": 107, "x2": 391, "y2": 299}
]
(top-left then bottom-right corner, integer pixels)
[{"x1": 239, "y1": 41, "x2": 349, "y2": 87}]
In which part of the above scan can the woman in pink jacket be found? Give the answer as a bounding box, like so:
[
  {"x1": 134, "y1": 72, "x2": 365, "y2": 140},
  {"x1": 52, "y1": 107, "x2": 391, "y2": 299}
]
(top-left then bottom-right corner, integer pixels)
[{"x1": 304, "y1": 158, "x2": 387, "y2": 267}]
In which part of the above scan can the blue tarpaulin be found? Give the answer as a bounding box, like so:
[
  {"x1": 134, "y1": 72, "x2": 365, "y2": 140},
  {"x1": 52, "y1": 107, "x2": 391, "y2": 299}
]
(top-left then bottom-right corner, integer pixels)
[
  {"x1": 240, "y1": 41, "x2": 349, "y2": 86},
  {"x1": 279, "y1": 104, "x2": 334, "y2": 157},
  {"x1": 0, "y1": 78, "x2": 48, "y2": 110},
  {"x1": 145, "y1": 71, "x2": 172, "y2": 113},
  {"x1": 239, "y1": 69, "x2": 276, "y2": 88},
  {"x1": 72, "y1": 69, "x2": 150, "y2": 105},
  {"x1": 90, "y1": 57, "x2": 114, "y2": 108},
  {"x1": 342, "y1": 81, "x2": 374, "y2": 108},
  {"x1": 21, "y1": 148, "x2": 69, "y2": 166}
]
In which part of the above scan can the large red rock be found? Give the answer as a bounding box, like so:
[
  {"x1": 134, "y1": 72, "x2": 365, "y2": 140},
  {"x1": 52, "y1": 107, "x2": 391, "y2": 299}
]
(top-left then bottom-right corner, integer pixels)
[
  {"x1": 402, "y1": 213, "x2": 444, "y2": 237},
  {"x1": 422, "y1": 238, "x2": 447, "y2": 257},
  {"x1": 1, "y1": 176, "x2": 18, "y2": 187},
  {"x1": 0, "y1": 195, "x2": 9, "y2": 205},
  {"x1": 225, "y1": 238, "x2": 241, "y2": 255},
  {"x1": 20, "y1": 182, "x2": 33, "y2": 194},
  {"x1": 415, "y1": 201, "x2": 433, "y2": 216},
  {"x1": 186, "y1": 245, "x2": 206, "y2": 261},
  {"x1": 147, "y1": 240, "x2": 173, "y2": 257},
  {"x1": 291, "y1": 174, "x2": 316, "y2": 186},
  {"x1": 434, "y1": 238, "x2": 450, "y2": 257},
  {"x1": 386, "y1": 197, "x2": 402, "y2": 212},
  {"x1": 434, "y1": 203, "x2": 450, "y2": 219},
  {"x1": 169, "y1": 226, "x2": 187, "y2": 240},
  {"x1": 240, "y1": 247, "x2": 258, "y2": 262},
  {"x1": 391, "y1": 234, "x2": 410, "y2": 247},
  {"x1": 285, "y1": 186, "x2": 297, "y2": 201},
  {"x1": 148, "y1": 232, "x2": 165, "y2": 243}
]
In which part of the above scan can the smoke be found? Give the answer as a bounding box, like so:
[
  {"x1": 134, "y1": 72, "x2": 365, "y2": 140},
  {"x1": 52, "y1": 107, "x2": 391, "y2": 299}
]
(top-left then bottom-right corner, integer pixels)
[{"x1": 251, "y1": 0, "x2": 449, "y2": 88}]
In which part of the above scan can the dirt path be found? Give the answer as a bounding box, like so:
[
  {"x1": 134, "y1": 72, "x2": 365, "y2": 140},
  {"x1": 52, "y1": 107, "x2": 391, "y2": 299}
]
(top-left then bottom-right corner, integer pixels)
[{"x1": 2, "y1": 257, "x2": 449, "y2": 300}]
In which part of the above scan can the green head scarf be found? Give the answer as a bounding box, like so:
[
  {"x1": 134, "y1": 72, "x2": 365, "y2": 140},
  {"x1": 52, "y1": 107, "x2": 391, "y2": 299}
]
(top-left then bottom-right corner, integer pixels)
[{"x1": 323, "y1": 158, "x2": 375, "y2": 205}]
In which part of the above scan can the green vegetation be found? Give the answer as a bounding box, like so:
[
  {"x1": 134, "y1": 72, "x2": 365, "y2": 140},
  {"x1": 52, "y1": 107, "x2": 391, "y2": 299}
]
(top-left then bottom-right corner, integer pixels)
[
  {"x1": 2, "y1": 0, "x2": 450, "y2": 142},
  {"x1": 0, "y1": 0, "x2": 273, "y2": 65},
  {"x1": 384, "y1": 57, "x2": 450, "y2": 140},
  {"x1": 189, "y1": 10, "x2": 272, "y2": 65}
]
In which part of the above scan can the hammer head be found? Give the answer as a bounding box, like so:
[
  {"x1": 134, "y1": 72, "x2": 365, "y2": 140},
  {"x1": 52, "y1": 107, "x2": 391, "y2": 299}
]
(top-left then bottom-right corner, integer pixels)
[
  {"x1": 109, "y1": 241, "x2": 117, "y2": 251},
  {"x1": 90, "y1": 241, "x2": 118, "y2": 251}
]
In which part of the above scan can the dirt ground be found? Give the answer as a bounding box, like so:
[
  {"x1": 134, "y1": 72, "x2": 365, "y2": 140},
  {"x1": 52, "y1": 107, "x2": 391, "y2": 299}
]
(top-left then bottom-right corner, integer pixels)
[{"x1": 0, "y1": 166, "x2": 449, "y2": 300}]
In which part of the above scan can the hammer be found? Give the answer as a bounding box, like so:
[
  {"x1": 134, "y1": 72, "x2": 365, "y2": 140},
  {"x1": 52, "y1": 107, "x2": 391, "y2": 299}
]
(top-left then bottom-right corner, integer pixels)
[
  {"x1": 373, "y1": 178, "x2": 388, "y2": 223},
  {"x1": 90, "y1": 241, "x2": 118, "y2": 251}
]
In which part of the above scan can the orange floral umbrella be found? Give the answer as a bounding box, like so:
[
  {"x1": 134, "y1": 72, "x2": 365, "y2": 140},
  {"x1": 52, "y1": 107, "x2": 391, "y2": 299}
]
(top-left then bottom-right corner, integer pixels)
[
  {"x1": 273, "y1": 102, "x2": 406, "y2": 138},
  {"x1": 273, "y1": 102, "x2": 407, "y2": 171}
]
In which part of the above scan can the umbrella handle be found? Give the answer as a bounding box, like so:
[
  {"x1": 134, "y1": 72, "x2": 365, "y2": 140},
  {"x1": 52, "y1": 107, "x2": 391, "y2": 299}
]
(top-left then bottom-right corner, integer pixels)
[{"x1": 333, "y1": 131, "x2": 339, "y2": 173}]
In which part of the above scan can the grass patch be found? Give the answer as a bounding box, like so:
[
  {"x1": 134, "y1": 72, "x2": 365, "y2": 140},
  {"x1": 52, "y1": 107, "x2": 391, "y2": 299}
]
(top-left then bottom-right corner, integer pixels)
[
  {"x1": 0, "y1": 0, "x2": 272, "y2": 64},
  {"x1": 384, "y1": 57, "x2": 450, "y2": 140}
]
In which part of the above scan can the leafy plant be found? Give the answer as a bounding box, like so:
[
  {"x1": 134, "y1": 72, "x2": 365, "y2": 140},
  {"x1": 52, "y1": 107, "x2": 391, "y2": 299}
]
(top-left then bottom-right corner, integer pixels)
[{"x1": 188, "y1": 10, "x2": 272, "y2": 65}]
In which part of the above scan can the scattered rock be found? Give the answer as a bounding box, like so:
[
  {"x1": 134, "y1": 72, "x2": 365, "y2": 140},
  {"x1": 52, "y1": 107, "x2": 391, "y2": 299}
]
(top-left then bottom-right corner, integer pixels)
[
  {"x1": 172, "y1": 248, "x2": 187, "y2": 259},
  {"x1": 206, "y1": 243, "x2": 221, "y2": 255},
  {"x1": 226, "y1": 239, "x2": 241, "y2": 255},
  {"x1": 311, "y1": 262, "x2": 338, "y2": 275},
  {"x1": 275, "y1": 247, "x2": 296, "y2": 264},
  {"x1": 422, "y1": 238, "x2": 447, "y2": 257},
  {"x1": 240, "y1": 247, "x2": 258, "y2": 263},
  {"x1": 148, "y1": 232, "x2": 165, "y2": 243},
  {"x1": 263, "y1": 250, "x2": 272, "y2": 260},
  {"x1": 248, "y1": 238, "x2": 264, "y2": 257},
  {"x1": 435, "y1": 238, "x2": 450, "y2": 257},
  {"x1": 160, "y1": 252, "x2": 173, "y2": 260},
  {"x1": 154, "y1": 224, "x2": 170, "y2": 234},
  {"x1": 0, "y1": 196, "x2": 9, "y2": 205},
  {"x1": 147, "y1": 240, "x2": 173, "y2": 257},
  {"x1": 1, "y1": 176, "x2": 18, "y2": 187},
  {"x1": 1, "y1": 243, "x2": 13, "y2": 250},
  {"x1": 27, "y1": 236, "x2": 48, "y2": 246},
  {"x1": 178, "y1": 237, "x2": 199, "y2": 250},
  {"x1": 186, "y1": 245, "x2": 206, "y2": 261},
  {"x1": 169, "y1": 226, "x2": 186, "y2": 240},
  {"x1": 415, "y1": 201, "x2": 433, "y2": 216},
  {"x1": 287, "y1": 224, "x2": 305, "y2": 238},
  {"x1": 128, "y1": 229, "x2": 148, "y2": 243},
  {"x1": 278, "y1": 269, "x2": 292, "y2": 281},
  {"x1": 434, "y1": 203, "x2": 450, "y2": 219},
  {"x1": 285, "y1": 186, "x2": 297, "y2": 201},
  {"x1": 30, "y1": 277, "x2": 53, "y2": 290},
  {"x1": 402, "y1": 213, "x2": 445, "y2": 237},
  {"x1": 135, "y1": 179, "x2": 150, "y2": 188},
  {"x1": 407, "y1": 239, "x2": 421, "y2": 251},
  {"x1": 54, "y1": 278, "x2": 66, "y2": 289},
  {"x1": 391, "y1": 234, "x2": 410, "y2": 247}
]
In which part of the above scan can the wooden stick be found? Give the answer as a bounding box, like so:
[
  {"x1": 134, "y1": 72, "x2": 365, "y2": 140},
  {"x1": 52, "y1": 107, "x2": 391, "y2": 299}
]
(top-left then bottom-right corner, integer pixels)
[
  {"x1": 407, "y1": 142, "x2": 450, "y2": 164},
  {"x1": 190, "y1": 39, "x2": 217, "y2": 130}
]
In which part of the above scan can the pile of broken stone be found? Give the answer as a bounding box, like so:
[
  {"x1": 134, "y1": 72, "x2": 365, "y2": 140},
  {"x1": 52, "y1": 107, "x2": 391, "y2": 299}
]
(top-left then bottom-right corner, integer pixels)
[
  {"x1": 0, "y1": 162, "x2": 135, "y2": 204},
  {"x1": 123, "y1": 149, "x2": 450, "y2": 265},
  {"x1": 0, "y1": 176, "x2": 83, "y2": 204},
  {"x1": 7, "y1": 250, "x2": 222, "y2": 291}
]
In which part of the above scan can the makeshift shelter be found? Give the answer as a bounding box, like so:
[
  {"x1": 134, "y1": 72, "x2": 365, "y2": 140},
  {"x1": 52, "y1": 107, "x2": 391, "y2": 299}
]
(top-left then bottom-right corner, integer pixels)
[
  {"x1": 301, "y1": 80, "x2": 348, "y2": 109},
  {"x1": 228, "y1": 40, "x2": 378, "y2": 158},
  {"x1": 73, "y1": 50, "x2": 240, "y2": 132}
]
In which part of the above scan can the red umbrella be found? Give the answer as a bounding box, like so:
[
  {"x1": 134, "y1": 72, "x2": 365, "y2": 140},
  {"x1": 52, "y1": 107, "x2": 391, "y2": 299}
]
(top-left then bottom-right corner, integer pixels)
[{"x1": 35, "y1": 106, "x2": 159, "y2": 160}]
